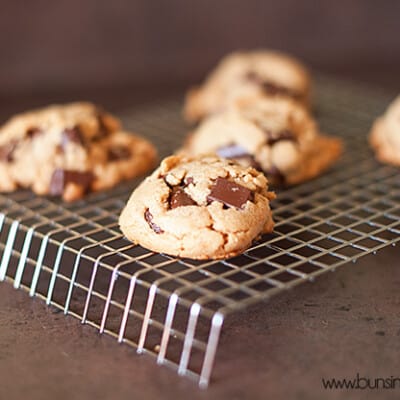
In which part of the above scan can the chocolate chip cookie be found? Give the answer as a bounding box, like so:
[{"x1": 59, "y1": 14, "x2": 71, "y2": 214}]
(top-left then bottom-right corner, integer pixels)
[
  {"x1": 119, "y1": 155, "x2": 275, "y2": 260},
  {"x1": 184, "y1": 50, "x2": 311, "y2": 123},
  {"x1": 370, "y1": 96, "x2": 400, "y2": 166},
  {"x1": 181, "y1": 97, "x2": 342, "y2": 186},
  {"x1": 0, "y1": 102, "x2": 157, "y2": 201}
]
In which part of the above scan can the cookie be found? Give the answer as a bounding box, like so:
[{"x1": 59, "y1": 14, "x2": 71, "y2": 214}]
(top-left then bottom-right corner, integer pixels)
[
  {"x1": 370, "y1": 96, "x2": 400, "y2": 165},
  {"x1": 181, "y1": 97, "x2": 342, "y2": 186},
  {"x1": 184, "y1": 50, "x2": 311, "y2": 123},
  {"x1": 119, "y1": 155, "x2": 275, "y2": 260},
  {"x1": 0, "y1": 102, "x2": 157, "y2": 201}
]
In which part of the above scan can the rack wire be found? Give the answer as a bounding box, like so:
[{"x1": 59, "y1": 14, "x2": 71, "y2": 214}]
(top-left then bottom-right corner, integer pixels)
[{"x1": 0, "y1": 77, "x2": 399, "y2": 388}]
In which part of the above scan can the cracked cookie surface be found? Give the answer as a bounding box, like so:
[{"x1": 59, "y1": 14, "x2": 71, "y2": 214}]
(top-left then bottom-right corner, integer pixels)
[
  {"x1": 119, "y1": 155, "x2": 275, "y2": 260},
  {"x1": 370, "y1": 96, "x2": 400, "y2": 166},
  {"x1": 0, "y1": 102, "x2": 157, "y2": 201},
  {"x1": 181, "y1": 97, "x2": 342, "y2": 186},
  {"x1": 184, "y1": 50, "x2": 311, "y2": 123}
]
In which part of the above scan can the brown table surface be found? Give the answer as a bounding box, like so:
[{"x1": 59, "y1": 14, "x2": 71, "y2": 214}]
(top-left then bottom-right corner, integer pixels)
[{"x1": 1, "y1": 79, "x2": 400, "y2": 400}]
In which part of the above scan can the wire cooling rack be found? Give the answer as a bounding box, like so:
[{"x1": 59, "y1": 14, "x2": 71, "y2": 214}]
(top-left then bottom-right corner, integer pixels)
[{"x1": 0, "y1": 77, "x2": 399, "y2": 388}]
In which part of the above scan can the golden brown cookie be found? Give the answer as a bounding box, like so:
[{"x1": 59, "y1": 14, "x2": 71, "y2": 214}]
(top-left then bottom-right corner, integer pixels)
[
  {"x1": 181, "y1": 97, "x2": 342, "y2": 186},
  {"x1": 119, "y1": 155, "x2": 275, "y2": 260},
  {"x1": 184, "y1": 50, "x2": 311, "y2": 123},
  {"x1": 0, "y1": 102, "x2": 157, "y2": 201},
  {"x1": 370, "y1": 96, "x2": 400, "y2": 166}
]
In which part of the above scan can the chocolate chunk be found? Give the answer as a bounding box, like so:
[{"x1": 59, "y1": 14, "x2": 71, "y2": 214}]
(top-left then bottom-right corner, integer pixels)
[
  {"x1": 217, "y1": 144, "x2": 249, "y2": 159},
  {"x1": 265, "y1": 130, "x2": 296, "y2": 146},
  {"x1": 169, "y1": 187, "x2": 196, "y2": 209},
  {"x1": 144, "y1": 209, "x2": 164, "y2": 234},
  {"x1": 26, "y1": 127, "x2": 42, "y2": 139},
  {"x1": 49, "y1": 169, "x2": 65, "y2": 195},
  {"x1": 262, "y1": 81, "x2": 286, "y2": 96},
  {"x1": 107, "y1": 145, "x2": 131, "y2": 161},
  {"x1": 207, "y1": 177, "x2": 252, "y2": 209},
  {"x1": 49, "y1": 169, "x2": 94, "y2": 196},
  {"x1": 264, "y1": 166, "x2": 286, "y2": 186},
  {"x1": 0, "y1": 141, "x2": 17, "y2": 162},
  {"x1": 263, "y1": 82, "x2": 301, "y2": 100},
  {"x1": 61, "y1": 126, "x2": 84, "y2": 149},
  {"x1": 217, "y1": 143, "x2": 262, "y2": 171}
]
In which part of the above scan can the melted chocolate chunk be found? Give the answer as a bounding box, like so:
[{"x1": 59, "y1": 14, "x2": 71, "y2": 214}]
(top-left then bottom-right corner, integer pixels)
[
  {"x1": 144, "y1": 209, "x2": 164, "y2": 234},
  {"x1": 49, "y1": 170, "x2": 65, "y2": 195},
  {"x1": 207, "y1": 177, "x2": 252, "y2": 209},
  {"x1": 265, "y1": 129, "x2": 296, "y2": 146},
  {"x1": 49, "y1": 169, "x2": 94, "y2": 196},
  {"x1": 0, "y1": 141, "x2": 17, "y2": 162},
  {"x1": 217, "y1": 144, "x2": 248, "y2": 159},
  {"x1": 26, "y1": 127, "x2": 43, "y2": 139},
  {"x1": 107, "y1": 145, "x2": 131, "y2": 161},
  {"x1": 262, "y1": 81, "x2": 287, "y2": 96},
  {"x1": 169, "y1": 187, "x2": 196, "y2": 209},
  {"x1": 61, "y1": 126, "x2": 84, "y2": 149},
  {"x1": 217, "y1": 144, "x2": 262, "y2": 171},
  {"x1": 264, "y1": 81, "x2": 301, "y2": 100},
  {"x1": 264, "y1": 166, "x2": 286, "y2": 186},
  {"x1": 163, "y1": 177, "x2": 197, "y2": 209}
]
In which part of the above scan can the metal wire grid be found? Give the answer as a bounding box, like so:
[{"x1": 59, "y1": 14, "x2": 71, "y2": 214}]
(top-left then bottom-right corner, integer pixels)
[{"x1": 0, "y1": 77, "x2": 399, "y2": 387}]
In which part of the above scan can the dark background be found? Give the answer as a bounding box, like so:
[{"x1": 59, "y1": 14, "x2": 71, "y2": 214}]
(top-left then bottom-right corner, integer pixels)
[
  {"x1": 1, "y1": 3, "x2": 400, "y2": 399},
  {"x1": 1, "y1": 0, "x2": 400, "y2": 100}
]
